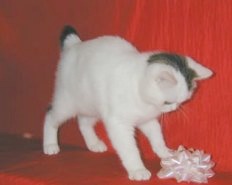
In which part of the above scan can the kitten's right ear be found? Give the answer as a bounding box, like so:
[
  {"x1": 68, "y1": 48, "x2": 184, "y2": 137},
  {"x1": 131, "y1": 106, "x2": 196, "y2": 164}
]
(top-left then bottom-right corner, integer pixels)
[
  {"x1": 186, "y1": 57, "x2": 213, "y2": 80},
  {"x1": 155, "y1": 71, "x2": 177, "y2": 89}
]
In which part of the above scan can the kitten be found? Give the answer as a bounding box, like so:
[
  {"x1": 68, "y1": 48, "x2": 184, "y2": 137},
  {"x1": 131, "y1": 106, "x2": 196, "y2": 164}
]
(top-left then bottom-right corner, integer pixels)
[{"x1": 43, "y1": 25, "x2": 212, "y2": 181}]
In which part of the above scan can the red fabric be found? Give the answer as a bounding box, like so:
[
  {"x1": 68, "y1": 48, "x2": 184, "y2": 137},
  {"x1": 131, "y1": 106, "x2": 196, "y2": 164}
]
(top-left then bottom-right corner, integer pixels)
[
  {"x1": 1, "y1": 134, "x2": 232, "y2": 185},
  {"x1": 0, "y1": 0, "x2": 232, "y2": 184}
]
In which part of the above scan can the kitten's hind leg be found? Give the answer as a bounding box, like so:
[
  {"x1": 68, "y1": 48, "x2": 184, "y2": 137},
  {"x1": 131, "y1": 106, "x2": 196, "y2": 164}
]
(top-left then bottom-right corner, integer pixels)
[
  {"x1": 43, "y1": 105, "x2": 74, "y2": 155},
  {"x1": 43, "y1": 111, "x2": 60, "y2": 155},
  {"x1": 78, "y1": 116, "x2": 107, "y2": 153}
]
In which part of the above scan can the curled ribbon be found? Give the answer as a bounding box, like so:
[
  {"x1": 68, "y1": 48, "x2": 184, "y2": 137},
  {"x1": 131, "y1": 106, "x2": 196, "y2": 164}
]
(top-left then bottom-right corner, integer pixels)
[{"x1": 157, "y1": 146, "x2": 215, "y2": 183}]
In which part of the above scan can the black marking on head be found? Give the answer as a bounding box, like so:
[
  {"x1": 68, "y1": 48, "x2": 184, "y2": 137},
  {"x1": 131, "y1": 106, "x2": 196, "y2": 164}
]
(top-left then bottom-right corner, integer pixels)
[
  {"x1": 60, "y1": 25, "x2": 78, "y2": 48},
  {"x1": 148, "y1": 53, "x2": 197, "y2": 90}
]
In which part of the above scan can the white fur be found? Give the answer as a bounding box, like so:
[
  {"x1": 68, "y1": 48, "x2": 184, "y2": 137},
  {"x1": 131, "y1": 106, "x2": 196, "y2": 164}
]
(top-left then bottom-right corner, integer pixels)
[{"x1": 43, "y1": 35, "x2": 212, "y2": 181}]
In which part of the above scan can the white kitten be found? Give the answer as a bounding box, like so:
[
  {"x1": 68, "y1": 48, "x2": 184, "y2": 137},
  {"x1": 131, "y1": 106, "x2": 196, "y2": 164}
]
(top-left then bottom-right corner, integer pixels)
[{"x1": 43, "y1": 26, "x2": 212, "y2": 181}]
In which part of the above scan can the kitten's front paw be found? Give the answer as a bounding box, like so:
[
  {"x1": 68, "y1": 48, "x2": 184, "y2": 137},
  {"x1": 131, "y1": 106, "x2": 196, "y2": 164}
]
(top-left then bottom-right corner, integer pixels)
[
  {"x1": 43, "y1": 144, "x2": 60, "y2": 155},
  {"x1": 128, "y1": 168, "x2": 151, "y2": 181},
  {"x1": 88, "y1": 140, "x2": 107, "y2": 153}
]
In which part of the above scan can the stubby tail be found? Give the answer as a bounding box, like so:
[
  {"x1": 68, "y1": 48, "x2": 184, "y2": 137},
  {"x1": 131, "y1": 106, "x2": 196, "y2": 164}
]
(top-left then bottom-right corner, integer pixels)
[{"x1": 60, "y1": 25, "x2": 81, "y2": 49}]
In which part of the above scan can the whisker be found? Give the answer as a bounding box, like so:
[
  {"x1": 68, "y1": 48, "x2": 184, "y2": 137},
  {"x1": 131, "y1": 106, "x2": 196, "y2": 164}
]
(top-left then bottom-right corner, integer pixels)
[
  {"x1": 160, "y1": 113, "x2": 165, "y2": 129},
  {"x1": 160, "y1": 113, "x2": 165, "y2": 124},
  {"x1": 160, "y1": 112, "x2": 169, "y2": 130},
  {"x1": 178, "y1": 105, "x2": 189, "y2": 120}
]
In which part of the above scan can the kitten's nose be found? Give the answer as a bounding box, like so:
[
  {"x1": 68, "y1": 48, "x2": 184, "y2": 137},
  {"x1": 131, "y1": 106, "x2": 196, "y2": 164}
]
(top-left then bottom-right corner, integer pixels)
[
  {"x1": 161, "y1": 103, "x2": 179, "y2": 113},
  {"x1": 170, "y1": 103, "x2": 178, "y2": 111}
]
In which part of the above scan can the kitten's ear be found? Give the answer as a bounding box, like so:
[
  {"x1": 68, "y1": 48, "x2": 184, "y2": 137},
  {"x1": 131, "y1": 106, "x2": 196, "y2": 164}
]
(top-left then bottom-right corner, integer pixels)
[
  {"x1": 186, "y1": 57, "x2": 213, "y2": 80},
  {"x1": 155, "y1": 71, "x2": 177, "y2": 89}
]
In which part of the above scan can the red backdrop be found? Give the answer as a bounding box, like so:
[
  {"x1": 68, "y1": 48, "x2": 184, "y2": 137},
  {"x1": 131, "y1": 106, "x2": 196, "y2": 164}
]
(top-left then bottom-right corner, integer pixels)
[{"x1": 0, "y1": 0, "x2": 232, "y2": 174}]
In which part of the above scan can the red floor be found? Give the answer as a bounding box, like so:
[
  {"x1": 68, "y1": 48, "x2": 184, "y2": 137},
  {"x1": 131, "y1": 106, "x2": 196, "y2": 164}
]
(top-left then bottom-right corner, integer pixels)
[{"x1": 0, "y1": 133, "x2": 231, "y2": 185}]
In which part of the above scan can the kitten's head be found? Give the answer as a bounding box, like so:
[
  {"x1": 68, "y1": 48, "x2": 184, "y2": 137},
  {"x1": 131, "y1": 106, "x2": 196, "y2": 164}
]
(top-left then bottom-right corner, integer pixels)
[{"x1": 140, "y1": 52, "x2": 213, "y2": 113}]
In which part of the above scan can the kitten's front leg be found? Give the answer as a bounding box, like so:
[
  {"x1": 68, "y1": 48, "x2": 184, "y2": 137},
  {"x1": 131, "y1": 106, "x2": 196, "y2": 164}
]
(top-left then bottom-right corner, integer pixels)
[
  {"x1": 138, "y1": 119, "x2": 171, "y2": 158},
  {"x1": 105, "y1": 118, "x2": 151, "y2": 181}
]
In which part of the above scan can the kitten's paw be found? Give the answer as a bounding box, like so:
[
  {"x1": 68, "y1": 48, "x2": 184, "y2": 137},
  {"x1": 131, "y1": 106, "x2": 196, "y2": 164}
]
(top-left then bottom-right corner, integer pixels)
[
  {"x1": 88, "y1": 140, "x2": 107, "y2": 153},
  {"x1": 128, "y1": 168, "x2": 151, "y2": 181},
  {"x1": 43, "y1": 144, "x2": 60, "y2": 155}
]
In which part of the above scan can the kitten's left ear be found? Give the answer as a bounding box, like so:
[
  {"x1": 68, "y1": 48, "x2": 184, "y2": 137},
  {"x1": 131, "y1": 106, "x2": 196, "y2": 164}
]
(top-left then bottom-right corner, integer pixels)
[
  {"x1": 155, "y1": 71, "x2": 177, "y2": 89},
  {"x1": 186, "y1": 57, "x2": 213, "y2": 80}
]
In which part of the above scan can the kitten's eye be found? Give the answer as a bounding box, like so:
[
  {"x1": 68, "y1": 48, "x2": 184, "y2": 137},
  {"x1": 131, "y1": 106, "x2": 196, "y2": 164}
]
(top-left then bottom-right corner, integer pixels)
[{"x1": 164, "y1": 101, "x2": 172, "y2": 105}]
